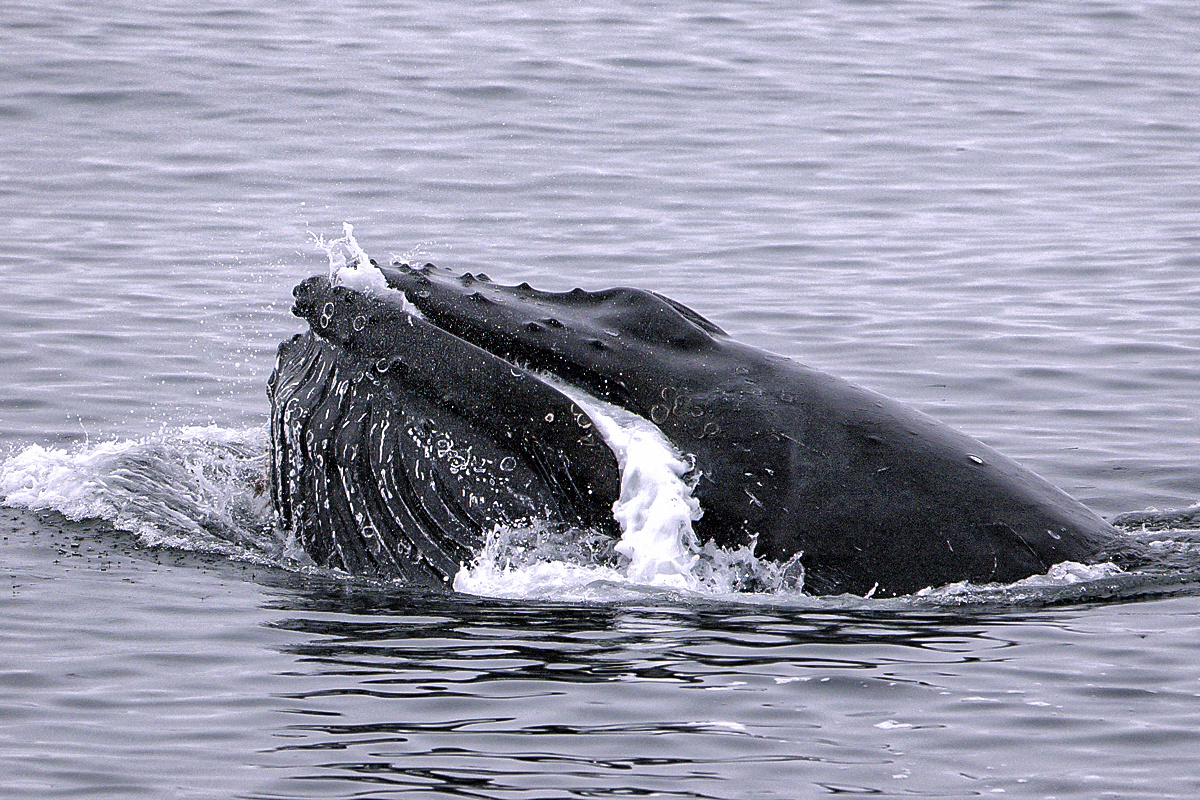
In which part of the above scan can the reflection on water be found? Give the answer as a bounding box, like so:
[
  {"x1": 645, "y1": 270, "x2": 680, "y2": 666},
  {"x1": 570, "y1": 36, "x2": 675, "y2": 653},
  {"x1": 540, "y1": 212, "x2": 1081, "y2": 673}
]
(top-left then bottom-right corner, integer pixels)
[{"x1": 246, "y1": 580, "x2": 1200, "y2": 799}]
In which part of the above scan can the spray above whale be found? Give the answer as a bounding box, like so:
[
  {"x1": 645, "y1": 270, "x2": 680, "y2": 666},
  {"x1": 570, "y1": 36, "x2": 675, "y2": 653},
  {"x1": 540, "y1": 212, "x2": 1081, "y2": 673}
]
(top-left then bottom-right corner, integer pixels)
[{"x1": 268, "y1": 239, "x2": 1140, "y2": 597}]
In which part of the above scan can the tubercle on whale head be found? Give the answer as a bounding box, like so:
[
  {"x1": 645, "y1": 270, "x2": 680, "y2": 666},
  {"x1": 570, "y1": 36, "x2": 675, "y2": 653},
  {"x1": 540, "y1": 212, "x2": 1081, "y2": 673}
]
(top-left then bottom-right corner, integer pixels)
[
  {"x1": 371, "y1": 262, "x2": 732, "y2": 414},
  {"x1": 380, "y1": 261, "x2": 727, "y2": 345}
]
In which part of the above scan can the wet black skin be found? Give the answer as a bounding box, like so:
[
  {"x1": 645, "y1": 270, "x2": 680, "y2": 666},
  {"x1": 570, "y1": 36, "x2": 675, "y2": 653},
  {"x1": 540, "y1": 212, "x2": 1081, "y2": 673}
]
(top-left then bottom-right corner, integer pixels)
[{"x1": 269, "y1": 260, "x2": 1140, "y2": 596}]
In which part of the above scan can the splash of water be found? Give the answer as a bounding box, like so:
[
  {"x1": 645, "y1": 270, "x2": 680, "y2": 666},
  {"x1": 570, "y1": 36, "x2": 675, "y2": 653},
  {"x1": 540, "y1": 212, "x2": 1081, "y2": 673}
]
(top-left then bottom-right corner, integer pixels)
[
  {"x1": 453, "y1": 380, "x2": 704, "y2": 597},
  {"x1": 310, "y1": 222, "x2": 404, "y2": 301},
  {"x1": 558, "y1": 384, "x2": 703, "y2": 589},
  {"x1": 1, "y1": 426, "x2": 282, "y2": 562},
  {"x1": 451, "y1": 379, "x2": 808, "y2": 600}
]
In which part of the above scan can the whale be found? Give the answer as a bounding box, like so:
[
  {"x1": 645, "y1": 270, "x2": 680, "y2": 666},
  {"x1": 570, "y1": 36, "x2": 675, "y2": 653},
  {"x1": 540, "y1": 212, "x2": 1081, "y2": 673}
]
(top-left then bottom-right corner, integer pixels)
[{"x1": 268, "y1": 259, "x2": 1140, "y2": 597}]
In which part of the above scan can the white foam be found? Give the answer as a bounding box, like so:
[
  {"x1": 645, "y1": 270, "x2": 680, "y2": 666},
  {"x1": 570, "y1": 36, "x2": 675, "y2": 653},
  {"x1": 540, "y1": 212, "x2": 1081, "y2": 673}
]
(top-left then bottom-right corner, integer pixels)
[
  {"x1": 454, "y1": 381, "x2": 704, "y2": 597},
  {"x1": 1, "y1": 426, "x2": 278, "y2": 559},
  {"x1": 451, "y1": 540, "x2": 633, "y2": 602},
  {"x1": 2, "y1": 439, "x2": 135, "y2": 519},
  {"x1": 311, "y1": 222, "x2": 411, "y2": 305},
  {"x1": 561, "y1": 385, "x2": 703, "y2": 590},
  {"x1": 909, "y1": 559, "x2": 1128, "y2": 606}
]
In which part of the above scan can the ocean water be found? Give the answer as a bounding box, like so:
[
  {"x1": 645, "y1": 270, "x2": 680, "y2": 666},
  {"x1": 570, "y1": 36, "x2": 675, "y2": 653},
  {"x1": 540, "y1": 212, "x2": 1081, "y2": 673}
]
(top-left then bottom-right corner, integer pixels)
[{"x1": 2, "y1": 1, "x2": 1200, "y2": 797}]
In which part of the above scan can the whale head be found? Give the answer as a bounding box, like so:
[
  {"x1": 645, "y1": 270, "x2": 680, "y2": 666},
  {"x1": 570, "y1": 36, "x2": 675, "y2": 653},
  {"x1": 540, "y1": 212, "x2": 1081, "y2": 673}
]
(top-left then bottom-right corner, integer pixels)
[{"x1": 270, "y1": 257, "x2": 1139, "y2": 596}]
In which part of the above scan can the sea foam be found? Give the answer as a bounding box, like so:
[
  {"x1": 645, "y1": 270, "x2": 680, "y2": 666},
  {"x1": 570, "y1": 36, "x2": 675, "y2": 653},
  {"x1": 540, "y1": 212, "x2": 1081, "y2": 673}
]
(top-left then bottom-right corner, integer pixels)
[{"x1": 454, "y1": 379, "x2": 706, "y2": 598}]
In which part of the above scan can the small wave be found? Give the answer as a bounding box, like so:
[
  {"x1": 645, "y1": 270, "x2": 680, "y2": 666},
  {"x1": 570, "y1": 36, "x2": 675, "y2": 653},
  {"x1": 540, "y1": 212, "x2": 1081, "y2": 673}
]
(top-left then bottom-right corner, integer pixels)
[
  {"x1": 1, "y1": 425, "x2": 283, "y2": 563},
  {"x1": 1112, "y1": 505, "x2": 1200, "y2": 532},
  {"x1": 452, "y1": 520, "x2": 807, "y2": 602}
]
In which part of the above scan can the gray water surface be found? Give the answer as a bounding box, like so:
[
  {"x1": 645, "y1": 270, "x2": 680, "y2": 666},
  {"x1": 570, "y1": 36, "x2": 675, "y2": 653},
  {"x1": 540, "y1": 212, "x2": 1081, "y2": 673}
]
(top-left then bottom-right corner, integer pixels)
[{"x1": 2, "y1": 1, "x2": 1199, "y2": 797}]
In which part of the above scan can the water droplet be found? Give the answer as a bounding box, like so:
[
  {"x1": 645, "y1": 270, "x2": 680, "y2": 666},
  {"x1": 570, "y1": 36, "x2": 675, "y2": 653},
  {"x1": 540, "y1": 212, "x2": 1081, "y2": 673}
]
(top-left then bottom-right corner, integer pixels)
[
  {"x1": 544, "y1": 412, "x2": 555, "y2": 423},
  {"x1": 352, "y1": 315, "x2": 366, "y2": 331},
  {"x1": 499, "y1": 456, "x2": 516, "y2": 472},
  {"x1": 650, "y1": 404, "x2": 669, "y2": 424}
]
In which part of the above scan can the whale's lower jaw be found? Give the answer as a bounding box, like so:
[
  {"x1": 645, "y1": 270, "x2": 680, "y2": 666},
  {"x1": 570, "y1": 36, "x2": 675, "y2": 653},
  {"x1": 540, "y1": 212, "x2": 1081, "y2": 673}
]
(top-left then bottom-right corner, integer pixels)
[{"x1": 268, "y1": 329, "x2": 620, "y2": 586}]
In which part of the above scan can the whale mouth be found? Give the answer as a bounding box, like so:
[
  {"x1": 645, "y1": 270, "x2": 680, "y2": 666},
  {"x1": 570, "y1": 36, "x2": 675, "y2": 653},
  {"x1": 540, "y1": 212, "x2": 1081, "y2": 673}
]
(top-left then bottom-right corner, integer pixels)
[
  {"x1": 275, "y1": 259, "x2": 710, "y2": 586},
  {"x1": 272, "y1": 250, "x2": 1140, "y2": 598},
  {"x1": 276, "y1": 258, "x2": 732, "y2": 589},
  {"x1": 292, "y1": 256, "x2": 730, "y2": 406}
]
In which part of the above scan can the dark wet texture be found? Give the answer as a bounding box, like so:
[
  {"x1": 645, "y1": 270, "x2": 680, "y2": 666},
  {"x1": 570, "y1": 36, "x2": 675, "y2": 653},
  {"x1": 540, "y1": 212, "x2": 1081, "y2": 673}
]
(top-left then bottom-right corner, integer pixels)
[
  {"x1": 270, "y1": 277, "x2": 621, "y2": 585},
  {"x1": 273, "y1": 265, "x2": 1145, "y2": 596}
]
